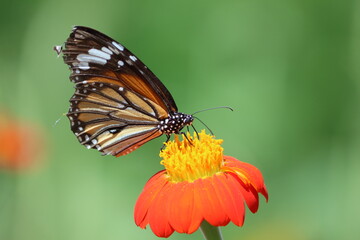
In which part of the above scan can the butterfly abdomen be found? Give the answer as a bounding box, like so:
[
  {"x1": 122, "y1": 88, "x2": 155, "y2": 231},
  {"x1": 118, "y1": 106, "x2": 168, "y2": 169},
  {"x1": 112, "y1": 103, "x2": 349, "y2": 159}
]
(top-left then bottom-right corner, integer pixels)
[{"x1": 158, "y1": 113, "x2": 193, "y2": 134}]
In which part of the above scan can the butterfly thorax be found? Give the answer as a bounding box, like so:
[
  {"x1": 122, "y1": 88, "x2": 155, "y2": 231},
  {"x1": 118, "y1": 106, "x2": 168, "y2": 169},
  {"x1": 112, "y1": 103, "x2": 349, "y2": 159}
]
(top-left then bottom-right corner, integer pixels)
[{"x1": 158, "y1": 112, "x2": 193, "y2": 134}]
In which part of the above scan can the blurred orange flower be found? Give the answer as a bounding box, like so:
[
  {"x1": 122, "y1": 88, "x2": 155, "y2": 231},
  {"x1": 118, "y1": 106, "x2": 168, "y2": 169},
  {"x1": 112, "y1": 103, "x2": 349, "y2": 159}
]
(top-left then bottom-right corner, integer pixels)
[
  {"x1": 0, "y1": 112, "x2": 44, "y2": 170},
  {"x1": 134, "y1": 131, "x2": 268, "y2": 238}
]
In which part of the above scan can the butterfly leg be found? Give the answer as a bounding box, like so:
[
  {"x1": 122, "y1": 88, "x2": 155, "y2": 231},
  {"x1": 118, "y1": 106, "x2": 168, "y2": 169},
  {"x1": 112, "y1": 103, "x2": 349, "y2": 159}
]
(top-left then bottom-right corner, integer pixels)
[
  {"x1": 186, "y1": 125, "x2": 199, "y2": 139},
  {"x1": 160, "y1": 134, "x2": 171, "y2": 151},
  {"x1": 191, "y1": 124, "x2": 200, "y2": 139},
  {"x1": 180, "y1": 132, "x2": 193, "y2": 146}
]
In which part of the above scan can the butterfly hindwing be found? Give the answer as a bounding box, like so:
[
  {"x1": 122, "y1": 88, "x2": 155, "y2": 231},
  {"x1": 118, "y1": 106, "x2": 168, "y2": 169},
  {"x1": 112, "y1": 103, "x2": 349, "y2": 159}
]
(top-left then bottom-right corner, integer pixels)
[{"x1": 67, "y1": 79, "x2": 165, "y2": 156}]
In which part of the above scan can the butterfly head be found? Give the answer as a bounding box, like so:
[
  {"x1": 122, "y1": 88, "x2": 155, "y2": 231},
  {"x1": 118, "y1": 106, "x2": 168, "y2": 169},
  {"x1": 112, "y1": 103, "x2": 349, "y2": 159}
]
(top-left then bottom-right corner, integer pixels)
[
  {"x1": 182, "y1": 114, "x2": 194, "y2": 126},
  {"x1": 159, "y1": 112, "x2": 193, "y2": 135}
]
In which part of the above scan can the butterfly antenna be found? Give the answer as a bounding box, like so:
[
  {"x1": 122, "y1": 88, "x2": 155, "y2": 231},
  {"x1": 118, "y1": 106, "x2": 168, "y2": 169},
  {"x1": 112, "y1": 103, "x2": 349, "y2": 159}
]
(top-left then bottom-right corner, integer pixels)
[
  {"x1": 53, "y1": 113, "x2": 66, "y2": 127},
  {"x1": 193, "y1": 116, "x2": 214, "y2": 135},
  {"x1": 192, "y1": 106, "x2": 233, "y2": 115}
]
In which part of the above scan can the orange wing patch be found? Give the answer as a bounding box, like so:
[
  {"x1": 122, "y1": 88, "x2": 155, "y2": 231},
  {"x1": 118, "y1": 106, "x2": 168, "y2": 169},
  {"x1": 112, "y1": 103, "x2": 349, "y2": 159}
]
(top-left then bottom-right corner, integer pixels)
[{"x1": 118, "y1": 73, "x2": 169, "y2": 117}]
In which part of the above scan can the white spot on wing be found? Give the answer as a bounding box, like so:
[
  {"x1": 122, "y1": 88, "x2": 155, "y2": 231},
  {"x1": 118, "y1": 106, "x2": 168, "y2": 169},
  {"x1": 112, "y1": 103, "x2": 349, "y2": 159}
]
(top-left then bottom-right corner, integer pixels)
[
  {"x1": 129, "y1": 55, "x2": 137, "y2": 62},
  {"x1": 108, "y1": 46, "x2": 119, "y2": 54},
  {"x1": 117, "y1": 60, "x2": 124, "y2": 67},
  {"x1": 112, "y1": 41, "x2": 124, "y2": 51},
  {"x1": 74, "y1": 33, "x2": 85, "y2": 39},
  {"x1": 101, "y1": 47, "x2": 113, "y2": 55},
  {"x1": 119, "y1": 87, "x2": 124, "y2": 91},
  {"x1": 77, "y1": 54, "x2": 107, "y2": 65},
  {"x1": 88, "y1": 48, "x2": 111, "y2": 60},
  {"x1": 78, "y1": 62, "x2": 90, "y2": 70}
]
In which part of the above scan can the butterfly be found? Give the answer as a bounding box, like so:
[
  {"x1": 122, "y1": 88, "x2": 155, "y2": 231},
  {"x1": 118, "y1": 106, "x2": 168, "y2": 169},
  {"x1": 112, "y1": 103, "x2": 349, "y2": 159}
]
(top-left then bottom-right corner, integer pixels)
[{"x1": 55, "y1": 26, "x2": 194, "y2": 157}]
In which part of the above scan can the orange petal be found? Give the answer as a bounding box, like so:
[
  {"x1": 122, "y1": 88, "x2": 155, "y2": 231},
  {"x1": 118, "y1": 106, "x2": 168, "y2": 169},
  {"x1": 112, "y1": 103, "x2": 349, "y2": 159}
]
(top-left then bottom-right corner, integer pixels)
[
  {"x1": 147, "y1": 180, "x2": 174, "y2": 237},
  {"x1": 193, "y1": 177, "x2": 230, "y2": 226},
  {"x1": 212, "y1": 173, "x2": 246, "y2": 226},
  {"x1": 224, "y1": 156, "x2": 268, "y2": 201},
  {"x1": 167, "y1": 181, "x2": 202, "y2": 234},
  {"x1": 134, "y1": 170, "x2": 167, "y2": 228},
  {"x1": 238, "y1": 180, "x2": 259, "y2": 213}
]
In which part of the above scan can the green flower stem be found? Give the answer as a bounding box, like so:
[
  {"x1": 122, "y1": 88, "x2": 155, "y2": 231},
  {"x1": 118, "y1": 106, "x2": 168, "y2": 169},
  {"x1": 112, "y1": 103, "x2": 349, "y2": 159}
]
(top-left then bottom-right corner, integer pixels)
[{"x1": 199, "y1": 221, "x2": 223, "y2": 240}]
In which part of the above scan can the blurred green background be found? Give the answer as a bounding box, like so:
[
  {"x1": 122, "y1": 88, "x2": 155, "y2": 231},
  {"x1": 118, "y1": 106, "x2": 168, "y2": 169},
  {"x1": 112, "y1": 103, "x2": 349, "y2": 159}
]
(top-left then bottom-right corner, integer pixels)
[{"x1": 1, "y1": 0, "x2": 359, "y2": 239}]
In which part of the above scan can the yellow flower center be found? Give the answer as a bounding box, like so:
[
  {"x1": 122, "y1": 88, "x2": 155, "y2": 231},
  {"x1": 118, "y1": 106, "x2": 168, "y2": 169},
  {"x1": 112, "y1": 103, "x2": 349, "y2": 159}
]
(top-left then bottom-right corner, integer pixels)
[{"x1": 160, "y1": 130, "x2": 224, "y2": 183}]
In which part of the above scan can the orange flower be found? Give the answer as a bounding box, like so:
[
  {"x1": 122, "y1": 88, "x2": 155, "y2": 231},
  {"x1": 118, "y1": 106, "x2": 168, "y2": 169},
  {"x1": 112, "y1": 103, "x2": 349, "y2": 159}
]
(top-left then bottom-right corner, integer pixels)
[
  {"x1": 0, "y1": 112, "x2": 44, "y2": 170},
  {"x1": 134, "y1": 131, "x2": 268, "y2": 238}
]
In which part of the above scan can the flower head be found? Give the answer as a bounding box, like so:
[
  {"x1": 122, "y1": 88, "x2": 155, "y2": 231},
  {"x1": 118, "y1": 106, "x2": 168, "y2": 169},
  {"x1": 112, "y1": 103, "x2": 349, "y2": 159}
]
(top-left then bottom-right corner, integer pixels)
[
  {"x1": 134, "y1": 131, "x2": 268, "y2": 237},
  {"x1": 0, "y1": 112, "x2": 44, "y2": 170}
]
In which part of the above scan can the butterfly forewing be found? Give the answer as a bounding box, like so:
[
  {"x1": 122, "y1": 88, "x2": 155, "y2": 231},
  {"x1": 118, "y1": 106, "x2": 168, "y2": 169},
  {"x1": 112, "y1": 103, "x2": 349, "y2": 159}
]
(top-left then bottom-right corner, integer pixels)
[
  {"x1": 62, "y1": 26, "x2": 177, "y2": 114},
  {"x1": 61, "y1": 26, "x2": 179, "y2": 156}
]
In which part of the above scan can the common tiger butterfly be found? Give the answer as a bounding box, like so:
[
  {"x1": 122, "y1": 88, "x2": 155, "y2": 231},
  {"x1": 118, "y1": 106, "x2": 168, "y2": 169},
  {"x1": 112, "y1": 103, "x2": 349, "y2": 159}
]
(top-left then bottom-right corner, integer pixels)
[{"x1": 56, "y1": 26, "x2": 194, "y2": 157}]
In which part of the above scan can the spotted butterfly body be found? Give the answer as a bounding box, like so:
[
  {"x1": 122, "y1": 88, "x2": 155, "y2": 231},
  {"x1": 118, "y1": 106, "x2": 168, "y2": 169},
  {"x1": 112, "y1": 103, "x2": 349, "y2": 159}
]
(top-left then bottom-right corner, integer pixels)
[{"x1": 58, "y1": 26, "x2": 193, "y2": 157}]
